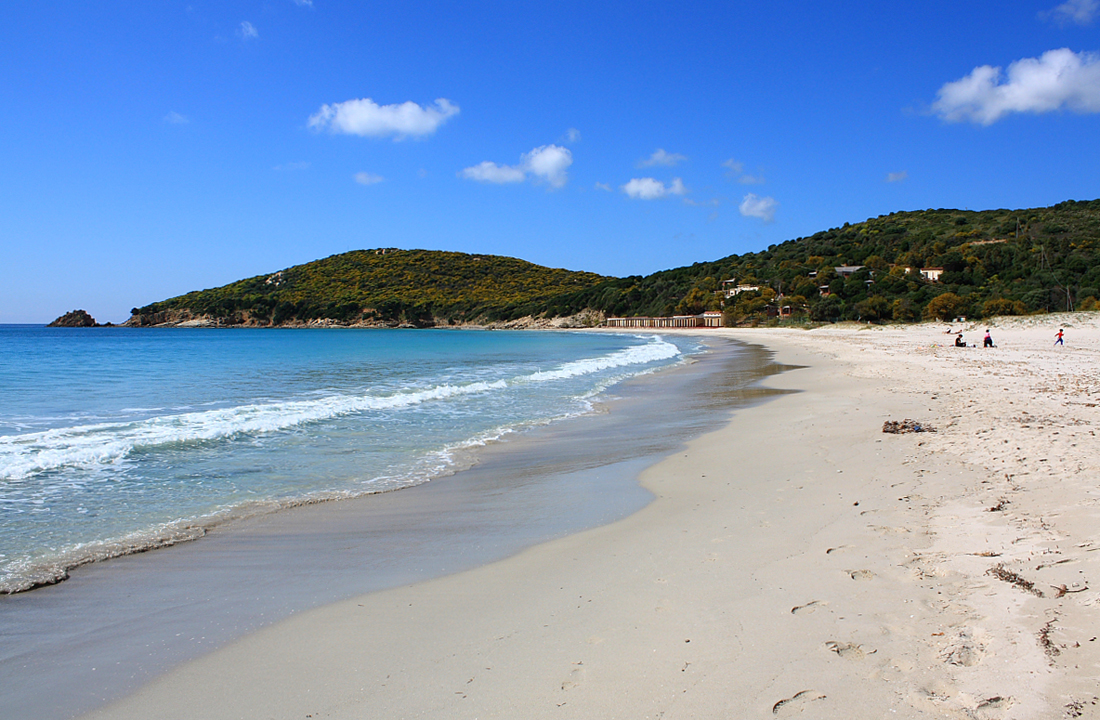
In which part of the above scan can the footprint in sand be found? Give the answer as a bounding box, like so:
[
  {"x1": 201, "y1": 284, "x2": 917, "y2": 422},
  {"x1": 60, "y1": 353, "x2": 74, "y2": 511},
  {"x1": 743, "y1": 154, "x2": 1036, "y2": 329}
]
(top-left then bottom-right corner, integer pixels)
[
  {"x1": 871, "y1": 525, "x2": 910, "y2": 535},
  {"x1": 848, "y1": 569, "x2": 876, "y2": 581},
  {"x1": 825, "y1": 641, "x2": 873, "y2": 660},
  {"x1": 974, "y1": 695, "x2": 1014, "y2": 719},
  {"x1": 772, "y1": 690, "x2": 826, "y2": 716},
  {"x1": 561, "y1": 663, "x2": 585, "y2": 690},
  {"x1": 941, "y1": 629, "x2": 985, "y2": 667},
  {"x1": 790, "y1": 600, "x2": 827, "y2": 615}
]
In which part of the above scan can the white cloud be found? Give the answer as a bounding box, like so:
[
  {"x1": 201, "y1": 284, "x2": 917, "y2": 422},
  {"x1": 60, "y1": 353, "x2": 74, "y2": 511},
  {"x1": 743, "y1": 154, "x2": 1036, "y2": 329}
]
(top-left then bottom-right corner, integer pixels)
[
  {"x1": 886, "y1": 170, "x2": 908, "y2": 183},
  {"x1": 460, "y1": 144, "x2": 572, "y2": 188},
  {"x1": 1042, "y1": 0, "x2": 1099, "y2": 25},
  {"x1": 524, "y1": 145, "x2": 573, "y2": 188},
  {"x1": 164, "y1": 111, "x2": 189, "y2": 124},
  {"x1": 933, "y1": 48, "x2": 1100, "y2": 125},
  {"x1": 621, "y1": 177, "x2": 687, "y2": 200},
  {"x1": 460, "y1": 161, "x2": 526, "y2": 184},
  {"x1": 622, "y1": 178, "x2": 666, "y2": 200},
  {"x1": 738, "y1": 174, "x2": 766, "y2": 185},
  {"x1": 722, "y1": 158, "x2": 744, "y2": 175},
  {"x1": 564, "y1": 127, "x2": 581, "y2": 143},
  {"x1": 638, "y1": 149, "x2": 687, "y2": 167},
  {"x1": 354, "y1": 172, "x2": 384, "y2": 185},
  {"x1": 594, "y1": 182, "x2": 612, "y2": 191},
  {"x1": 309, "y1": 97, "x2": 460, "y2": 139},
  {"x1": 292, "y1": 0, "x2": 314, "y2": 7},
  {"x1": 239, "y1": 21, "x2": 258, "y2": 39},
  {"x1": 739, "y1": 193, "x2": 778, "y2": 222}
]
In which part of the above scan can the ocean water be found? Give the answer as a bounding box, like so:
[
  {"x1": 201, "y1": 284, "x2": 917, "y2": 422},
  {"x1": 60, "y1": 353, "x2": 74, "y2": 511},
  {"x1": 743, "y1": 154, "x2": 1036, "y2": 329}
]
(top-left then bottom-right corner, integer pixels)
[{"x1": 0, "y1": 326, "x2": 695, "y2": 593}]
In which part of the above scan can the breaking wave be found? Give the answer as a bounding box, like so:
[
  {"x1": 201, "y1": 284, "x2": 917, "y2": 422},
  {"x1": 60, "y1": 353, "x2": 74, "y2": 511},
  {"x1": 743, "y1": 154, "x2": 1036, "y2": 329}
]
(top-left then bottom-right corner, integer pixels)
[{"x1": 0, "y1": 335, "x2": 679, "y2": 482}]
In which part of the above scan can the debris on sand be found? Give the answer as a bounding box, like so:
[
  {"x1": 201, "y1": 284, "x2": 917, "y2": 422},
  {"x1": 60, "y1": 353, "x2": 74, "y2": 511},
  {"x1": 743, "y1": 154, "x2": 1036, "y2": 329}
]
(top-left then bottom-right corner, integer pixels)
[
  {"x1": 986, "y1": 564, "x2": 1044, "y2": 597},
  {"x1": 882, "y1": 419, "x2": 936, "y2": 434}
]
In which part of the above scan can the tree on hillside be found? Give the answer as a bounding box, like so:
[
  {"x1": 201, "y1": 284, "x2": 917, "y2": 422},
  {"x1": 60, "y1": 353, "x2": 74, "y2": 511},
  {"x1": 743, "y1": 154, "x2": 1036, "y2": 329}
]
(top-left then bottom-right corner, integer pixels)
[{"x1": 924, "y1": 292, "x2": 966, "y2": 321}]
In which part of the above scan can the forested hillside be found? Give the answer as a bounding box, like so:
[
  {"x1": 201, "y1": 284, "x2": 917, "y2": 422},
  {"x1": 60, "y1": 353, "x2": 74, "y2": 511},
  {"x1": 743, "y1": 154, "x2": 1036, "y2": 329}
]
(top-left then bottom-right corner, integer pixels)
[
  {"x1": 128, "y1": 199, "x2": 1100, "y2": 327},
  {"x1": 552, "y1": 199, "x2": 1100, "y2": 323},
  {"x1": 129, "y1": 249, "x2": 607, "y2": 327}
]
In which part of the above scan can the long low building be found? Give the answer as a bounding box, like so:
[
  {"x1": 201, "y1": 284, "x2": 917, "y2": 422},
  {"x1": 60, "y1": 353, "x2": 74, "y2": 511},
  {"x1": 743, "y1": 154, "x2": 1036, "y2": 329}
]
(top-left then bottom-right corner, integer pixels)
[{"x1": 605, "y1": 311, "x2": 722, "y2": 328}]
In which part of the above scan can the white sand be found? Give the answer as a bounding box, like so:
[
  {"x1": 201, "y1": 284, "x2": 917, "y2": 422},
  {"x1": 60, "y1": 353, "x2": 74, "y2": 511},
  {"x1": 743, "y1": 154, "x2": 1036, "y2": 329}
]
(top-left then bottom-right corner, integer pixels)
[{"x1": 82, "y1": 313, "x2": 1100, "y2": 720}]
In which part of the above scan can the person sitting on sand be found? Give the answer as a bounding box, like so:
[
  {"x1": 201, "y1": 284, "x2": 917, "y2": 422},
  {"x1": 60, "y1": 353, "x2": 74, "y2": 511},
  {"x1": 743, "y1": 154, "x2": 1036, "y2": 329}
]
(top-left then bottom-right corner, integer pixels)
[
  {"x1": 984, "y1": 330, "x2": 994, "y2": 348},
  {"x1": 1055, "y1": 328, "x2": 1064, "y2": 346},
  {"x1": 955, "y1": 332, "x2": 966, "y2": 347}
]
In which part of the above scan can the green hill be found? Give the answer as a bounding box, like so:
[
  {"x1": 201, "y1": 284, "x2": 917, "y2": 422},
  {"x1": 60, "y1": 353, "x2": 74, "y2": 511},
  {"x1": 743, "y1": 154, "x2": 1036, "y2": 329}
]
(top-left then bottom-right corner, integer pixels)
[
  {"x1": 128, "y1": 199, "x2": 1100, "y2": 328},
  {"x1": 551, "y1": 198, "x2": 1100, "y2": 323},
  {"x1": 129, "y1": 249, "x2": 608, "y2": 327}
]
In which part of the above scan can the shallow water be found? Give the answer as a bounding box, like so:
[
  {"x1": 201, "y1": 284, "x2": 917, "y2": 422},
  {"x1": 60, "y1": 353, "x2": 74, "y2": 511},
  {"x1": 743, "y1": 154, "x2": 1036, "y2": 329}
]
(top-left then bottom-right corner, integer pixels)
[{"x1": 0, "y1": 327, "x2": 689, "y2": 593}]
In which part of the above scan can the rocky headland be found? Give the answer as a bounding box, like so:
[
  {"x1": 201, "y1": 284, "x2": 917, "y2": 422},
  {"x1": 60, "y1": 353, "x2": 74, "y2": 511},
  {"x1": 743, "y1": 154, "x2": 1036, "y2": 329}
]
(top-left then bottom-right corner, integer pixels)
[{"x1": 47, "y1": 310, "x2": 100, "y2": 327}]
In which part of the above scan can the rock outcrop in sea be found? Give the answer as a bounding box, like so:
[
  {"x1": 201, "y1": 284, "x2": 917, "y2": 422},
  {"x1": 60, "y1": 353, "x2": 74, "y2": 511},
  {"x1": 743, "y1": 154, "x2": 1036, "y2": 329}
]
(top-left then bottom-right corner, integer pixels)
[{"x1": 47, "y1": 310, "x2": 99, "y2": 327}]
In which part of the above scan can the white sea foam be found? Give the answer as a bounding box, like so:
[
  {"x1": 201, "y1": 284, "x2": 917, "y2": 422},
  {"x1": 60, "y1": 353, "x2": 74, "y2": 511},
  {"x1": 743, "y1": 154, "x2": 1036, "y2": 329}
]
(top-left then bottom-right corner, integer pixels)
[
  {"x1": 0, "y1": 335, "x2": 679, "y2": 482},
  {"x1": 523, "y1": 335, "x2": 680, "y2": 383}
]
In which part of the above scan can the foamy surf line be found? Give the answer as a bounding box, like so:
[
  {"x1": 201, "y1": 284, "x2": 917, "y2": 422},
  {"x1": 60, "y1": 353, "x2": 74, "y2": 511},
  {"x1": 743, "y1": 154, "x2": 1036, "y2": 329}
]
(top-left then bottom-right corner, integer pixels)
[
  {"x1": 0, "y1": 336, "x2": 683, "y2": 593},
  {"x1": 0, "y1": 414, "x2": 579, "y2": 594},
  {"x1": 0, "y1": 336, "x2": 680, "y2": 481}
]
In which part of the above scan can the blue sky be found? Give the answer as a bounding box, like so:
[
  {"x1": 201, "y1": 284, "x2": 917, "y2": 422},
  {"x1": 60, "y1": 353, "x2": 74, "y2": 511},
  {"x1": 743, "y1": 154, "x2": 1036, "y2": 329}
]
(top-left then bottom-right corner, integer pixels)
[{"x1": 3, "y1": 1, "x2": 1099, "y2": 323}]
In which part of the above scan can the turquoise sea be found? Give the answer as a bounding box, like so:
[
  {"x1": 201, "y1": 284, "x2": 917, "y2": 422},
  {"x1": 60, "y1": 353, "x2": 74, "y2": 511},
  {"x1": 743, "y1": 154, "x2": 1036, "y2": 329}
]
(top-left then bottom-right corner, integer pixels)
[{"x1": 0, "y1": 326, "x2": 695, "y2": 594}]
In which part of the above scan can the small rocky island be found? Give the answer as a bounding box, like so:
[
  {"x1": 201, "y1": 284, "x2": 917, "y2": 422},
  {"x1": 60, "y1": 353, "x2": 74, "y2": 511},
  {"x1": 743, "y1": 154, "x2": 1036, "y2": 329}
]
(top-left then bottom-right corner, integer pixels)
[{"x1": 47, "y1": 310, "x2": 101, "y2": 327}]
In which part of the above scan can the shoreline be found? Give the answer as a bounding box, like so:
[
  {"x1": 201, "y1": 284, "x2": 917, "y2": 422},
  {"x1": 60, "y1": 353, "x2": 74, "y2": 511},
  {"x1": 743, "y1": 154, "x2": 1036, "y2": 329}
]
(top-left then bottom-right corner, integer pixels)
[
  {"x1": 0, "y1": 329, "x2": 694, "y2": 596},
  {"x1": 81, "y1": 313, "x2": 1100, "y2": 719},
  {"x1": 2, "y1": 334, "x2": 782, "y2": 720}
]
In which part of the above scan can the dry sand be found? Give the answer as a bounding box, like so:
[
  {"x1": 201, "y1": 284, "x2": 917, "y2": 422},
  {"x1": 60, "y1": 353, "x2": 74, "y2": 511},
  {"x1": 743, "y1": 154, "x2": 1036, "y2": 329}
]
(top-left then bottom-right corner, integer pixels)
[{"x1": 82, "y1": 314, "x2": 1100, "y2": 720}]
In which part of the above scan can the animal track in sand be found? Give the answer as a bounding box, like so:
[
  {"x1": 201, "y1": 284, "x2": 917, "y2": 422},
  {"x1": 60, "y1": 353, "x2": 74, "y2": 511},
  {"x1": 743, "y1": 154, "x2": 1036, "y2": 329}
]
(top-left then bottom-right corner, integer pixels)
[
  {"x1": 848, "y1": 569, "x2": 876, "y2": 581},
  {"x1": 825, "y1": 640, "x2": 874, "y2": 659},
  {"x1": 771, "y1": 689, "x2": 826, "y2": 716}
]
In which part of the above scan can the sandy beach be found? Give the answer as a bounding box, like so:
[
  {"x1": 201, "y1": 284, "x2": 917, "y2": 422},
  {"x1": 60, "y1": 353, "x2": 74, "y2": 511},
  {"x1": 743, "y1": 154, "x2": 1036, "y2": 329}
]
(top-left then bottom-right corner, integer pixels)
[{"x1": 80, "y1": 314, "x2": 1100, "y2": 720}]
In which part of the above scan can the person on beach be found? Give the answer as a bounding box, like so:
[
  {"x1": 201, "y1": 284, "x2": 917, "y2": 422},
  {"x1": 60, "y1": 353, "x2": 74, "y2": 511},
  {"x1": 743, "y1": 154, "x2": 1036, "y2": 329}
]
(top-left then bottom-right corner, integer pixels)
[
  {"x1": 984, "y1": 330, "x2": 994, "y2": 348},
  {"x1": 1055, "y1": 328, "x2": 1064, "y2": 346},
  {"x1": 955, "y1": 332, "x2": 966, "y2": 347}
]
